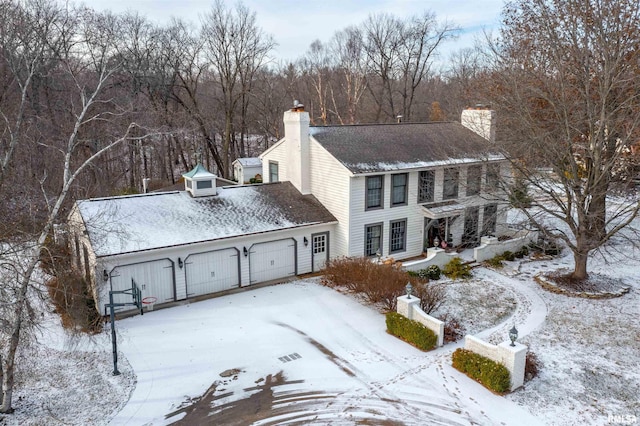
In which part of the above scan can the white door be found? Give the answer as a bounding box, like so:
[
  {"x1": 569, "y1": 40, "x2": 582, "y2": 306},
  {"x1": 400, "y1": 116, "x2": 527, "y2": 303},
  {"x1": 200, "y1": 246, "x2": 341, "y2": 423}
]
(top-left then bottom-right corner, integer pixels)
[
  {"x1": 109, "y1": 259, "x2": 175, "y2": 311},
  {"x1": 249, "y1": 239, "x2": 296, "y2": 284},
  {"x1": 312, "y1": 232, "x2": 329, "y2": 272},
  {"x1": 184, "y1": 248, "x2": 239, "y2": 297}
]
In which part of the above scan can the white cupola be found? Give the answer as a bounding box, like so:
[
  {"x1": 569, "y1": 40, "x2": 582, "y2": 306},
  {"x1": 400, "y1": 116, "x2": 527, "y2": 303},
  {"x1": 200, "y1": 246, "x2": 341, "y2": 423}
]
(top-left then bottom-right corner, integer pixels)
[{"x1": 182, "y1": 164, "x2": 217, "y2": 197}]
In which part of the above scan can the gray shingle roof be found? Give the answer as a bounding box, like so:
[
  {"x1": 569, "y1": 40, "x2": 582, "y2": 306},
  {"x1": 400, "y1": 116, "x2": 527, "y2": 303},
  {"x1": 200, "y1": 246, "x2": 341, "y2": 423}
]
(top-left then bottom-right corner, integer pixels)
[
  {"x1": 309, "y1": 121, "x2": 504, "y2": 174},
  {"x1": 77, "y1": 182, "x2": 336, "y2": 257}
]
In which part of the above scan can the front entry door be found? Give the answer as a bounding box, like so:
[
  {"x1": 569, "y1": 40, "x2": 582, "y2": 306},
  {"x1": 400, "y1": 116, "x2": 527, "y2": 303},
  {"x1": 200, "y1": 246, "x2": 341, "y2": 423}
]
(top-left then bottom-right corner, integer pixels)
[{"x1": 312, "y1": 232, "x2": 329, "y2": 272}]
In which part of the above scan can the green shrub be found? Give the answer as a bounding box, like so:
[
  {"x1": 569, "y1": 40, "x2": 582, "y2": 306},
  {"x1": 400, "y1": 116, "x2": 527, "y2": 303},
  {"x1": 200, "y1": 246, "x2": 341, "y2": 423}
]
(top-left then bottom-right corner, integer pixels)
[
  {"x1": 425, "y1": 265, "x2": 441, "y2": 280},
  {"x1": 442, "y1": 257, "x2": 472, "y2": 280},
  {"x1": 407, "y1": 264, "x2": 441, "y2": 281},
  {"x1": 386, "y1": 312, "x2": 437, "y2": 351},
  {"x1": 452, "y1": 348, "x2": 511, "y2": 393},
  {"x1": 503, "y1": 250, "x2": 515, "y2": 261},
  {"x1": 485, "y1": 254, "x2": 504, "y2": 268}
]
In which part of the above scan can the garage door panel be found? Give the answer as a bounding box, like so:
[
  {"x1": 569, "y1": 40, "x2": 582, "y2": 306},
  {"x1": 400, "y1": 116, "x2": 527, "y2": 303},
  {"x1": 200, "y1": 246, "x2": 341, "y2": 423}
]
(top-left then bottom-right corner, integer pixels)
[
  {"x1": 249, "y1": 239, "x2": 295, "y2": 284},
  {"x1": 185, "y1": 248, "x2": 239, "y2": 297},
  {"x1": 110, "y1": 259, "x2": 174, "y2": 311}
]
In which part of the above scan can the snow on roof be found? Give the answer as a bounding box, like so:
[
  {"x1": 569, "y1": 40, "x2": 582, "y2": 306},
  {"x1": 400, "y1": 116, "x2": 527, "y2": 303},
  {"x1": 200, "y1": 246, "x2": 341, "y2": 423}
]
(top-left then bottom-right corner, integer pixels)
[
  {"x1": 77, "y1": 182, "x2": 336, "y2": 257},
  {"x1": 345, "y1": 155, "x2": 506, "y2": 174},
  {"x1": 235, "y1": 157, "x2": 262, "y2": 167}
]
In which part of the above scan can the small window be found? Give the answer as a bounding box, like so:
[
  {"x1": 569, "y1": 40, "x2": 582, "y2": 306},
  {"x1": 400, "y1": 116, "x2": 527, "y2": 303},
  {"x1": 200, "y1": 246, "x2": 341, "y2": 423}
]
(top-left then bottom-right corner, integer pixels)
[
  {"x1": 366, "y1": 176, "x2": 384, "y2": 210},
  {"x1": 486, "y1": 164, "x2": 500, "y2": 190},
  {"x1": 365, "y1": 223, "x2": 383, "y2": 256},
  {"x1": 467, "y1": 165, "x2": 482, "y2": 196},
  {"x1": 196, "y1": 180, "x2": 213, "y2": 189},
  {"x1": 418, "y1": 170, "x2": 435, "y2": 203},
  {"x1": 443, "y1": 168, "x2": 459, "y2": 200},
  {"x1": 269, "y1": 161, "x2": 279, "y2": 182},
  {"x1": 391, "y1": 173, "x2": 408, "y2": 206},
  {"x1": 389, "y1": 219, "x2": 407, "y2": 253},
  {"x1": 482, "y1": 204, "x2": 498, "y2": 235},
  {"x1": 186, "y1": 179, "x2": 192, "y2": 189}
]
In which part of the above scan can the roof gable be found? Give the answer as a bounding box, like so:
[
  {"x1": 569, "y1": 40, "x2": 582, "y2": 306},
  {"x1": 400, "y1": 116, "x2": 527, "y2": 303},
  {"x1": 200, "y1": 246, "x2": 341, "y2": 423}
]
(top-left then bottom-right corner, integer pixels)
[{"x1": 309, "y1": 121, "x2": 504, "y2": 174}]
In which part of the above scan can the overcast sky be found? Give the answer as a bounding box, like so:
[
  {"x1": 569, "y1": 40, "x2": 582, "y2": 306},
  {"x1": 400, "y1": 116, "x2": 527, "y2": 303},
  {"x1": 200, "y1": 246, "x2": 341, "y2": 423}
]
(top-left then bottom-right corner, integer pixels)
[{"x1": 81, "y1": 0, "x2": 505, "y2": 65}]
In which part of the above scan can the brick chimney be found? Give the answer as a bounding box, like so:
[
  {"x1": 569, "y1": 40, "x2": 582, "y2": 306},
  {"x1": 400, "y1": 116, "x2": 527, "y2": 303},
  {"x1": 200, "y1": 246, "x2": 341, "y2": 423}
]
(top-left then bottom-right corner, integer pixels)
[
  {"x1": 284, "y1": 101, "x2": 311, "y2": 195},
  {"x1": 461, "y1": 104, "x2": 496, "y2": 143}
]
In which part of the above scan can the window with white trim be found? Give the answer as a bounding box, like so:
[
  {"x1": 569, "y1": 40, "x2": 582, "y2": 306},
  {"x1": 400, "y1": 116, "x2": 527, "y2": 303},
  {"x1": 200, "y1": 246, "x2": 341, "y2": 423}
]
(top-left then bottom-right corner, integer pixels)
[
  {"x1": 443, "y1": 168, "x2": 459, "y2": 199},
  {"x1": 418, "y1": 170, "x2": 435, "y2": 203}
]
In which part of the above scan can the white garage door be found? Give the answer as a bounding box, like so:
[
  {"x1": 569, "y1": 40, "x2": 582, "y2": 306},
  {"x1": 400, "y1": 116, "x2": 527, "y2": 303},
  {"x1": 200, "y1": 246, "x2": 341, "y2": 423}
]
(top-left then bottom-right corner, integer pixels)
[
  {"x1": 110, "y1": 259, "x2": 175, "y2": 310},
  {"x1": 249, "y1": 239, "x2": 296, "y2": 284},
  {"x1": 184, "y1": 248, "x2": 240, "y2": 298}
]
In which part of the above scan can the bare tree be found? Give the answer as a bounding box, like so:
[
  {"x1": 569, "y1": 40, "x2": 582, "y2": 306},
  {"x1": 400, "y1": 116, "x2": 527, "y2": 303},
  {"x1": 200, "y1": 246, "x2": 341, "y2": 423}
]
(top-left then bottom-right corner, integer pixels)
[
  {"x1": 201, "y1": 0, "x2": 274, "y2": 177},
  {"x1": 488, "y1": 0, "x2": 640, "y2": 280},
  {"x1": 0, "y1": 3, "x2": 151, "y2": 413}
]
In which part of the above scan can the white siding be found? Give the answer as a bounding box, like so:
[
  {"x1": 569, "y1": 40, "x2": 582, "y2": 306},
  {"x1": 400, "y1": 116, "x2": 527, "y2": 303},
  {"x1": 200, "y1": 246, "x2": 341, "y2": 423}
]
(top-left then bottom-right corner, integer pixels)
[
  {"x1": 308, "y1": 138, "x2": 352, "y2": 257},
  {"x1": 346, "y1": 160, "x2": 512, "y2": 259},
  {"x1": 261, "y1": 139, "x2": 287, "y2": 183}
]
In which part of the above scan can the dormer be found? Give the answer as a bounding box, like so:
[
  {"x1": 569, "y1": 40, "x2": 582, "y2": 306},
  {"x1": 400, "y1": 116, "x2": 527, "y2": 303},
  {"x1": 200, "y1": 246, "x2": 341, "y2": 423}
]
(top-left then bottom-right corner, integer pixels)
[{"x1": 182, "y1": 164, "x2": 217, "y2": 197}]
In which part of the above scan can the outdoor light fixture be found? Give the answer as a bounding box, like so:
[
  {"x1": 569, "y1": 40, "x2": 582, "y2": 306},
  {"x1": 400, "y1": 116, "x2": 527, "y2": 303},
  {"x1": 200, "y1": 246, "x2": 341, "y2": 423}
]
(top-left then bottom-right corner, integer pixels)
[
  {"x1": 405, "y1": 282, "x2": 413, "y2": 299},
  {"x1": 375, "y1": 248, "x2": 381, "y2": 263},
  {"x1": 434, "y1": 236, "x2": 440, "y2": 248},
  {"x1": 178, "y1": 257, "x2": 183, "y2": 269},
  {"x1": 304, "y1": 236, "x2": 309, "y2": 247},
  {"x1": 103, "y1": 269, "x2": 109, "y2": 281},
  {"x1": 509, "y1": 325, "x2": 518, "y2": 346},
  {"x1": 243, "y1": 246, "x2": 248, "y2": 257}
]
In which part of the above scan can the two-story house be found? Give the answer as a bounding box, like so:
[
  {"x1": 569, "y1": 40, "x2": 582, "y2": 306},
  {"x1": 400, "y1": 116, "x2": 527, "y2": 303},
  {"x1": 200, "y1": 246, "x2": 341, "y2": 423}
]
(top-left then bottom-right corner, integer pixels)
[{"x1": 260, "y1": 104, "x2": 509, "y2": 261}]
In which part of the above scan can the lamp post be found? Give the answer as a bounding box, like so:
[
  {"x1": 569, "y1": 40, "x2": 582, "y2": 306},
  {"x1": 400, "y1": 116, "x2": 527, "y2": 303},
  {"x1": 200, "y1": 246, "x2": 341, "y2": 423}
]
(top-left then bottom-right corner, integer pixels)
[
  {"x1": 509, "y1": 326, "x2": 518, "y2": 346},
  {"x1": 405, "y1": 282, "x2": 413, "y2": 299},
  {"x1": 376, "y1": 248, "x2": 381, "y2": 264}
]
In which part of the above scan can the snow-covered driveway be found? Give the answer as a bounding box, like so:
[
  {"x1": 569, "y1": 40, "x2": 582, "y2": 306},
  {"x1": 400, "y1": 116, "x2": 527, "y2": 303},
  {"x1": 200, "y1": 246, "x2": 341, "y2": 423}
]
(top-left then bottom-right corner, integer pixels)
[{"x1": 109, "y1": 279, "x2": 543, "y2": 425}]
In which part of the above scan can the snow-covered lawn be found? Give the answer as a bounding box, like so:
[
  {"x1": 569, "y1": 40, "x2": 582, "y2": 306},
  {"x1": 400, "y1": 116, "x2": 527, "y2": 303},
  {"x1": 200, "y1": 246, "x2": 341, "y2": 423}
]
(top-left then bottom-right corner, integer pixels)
[{"x1": 2, "y1": 244, "x2": 639, "y2": 425}]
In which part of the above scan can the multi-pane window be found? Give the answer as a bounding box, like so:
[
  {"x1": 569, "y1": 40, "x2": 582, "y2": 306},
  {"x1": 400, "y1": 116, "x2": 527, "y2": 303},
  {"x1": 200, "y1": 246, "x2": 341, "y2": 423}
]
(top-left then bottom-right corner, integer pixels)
[
  {"x1": 482, "y1": 204, "x2": 498, "y2": 236},
  {"x1": 389, "y1": 219, "x2": 407, "y2": 253},
  {"x1": 391, "y1": 173, "x2": 408, "y2": 206},
  {"x1": 269, "y1": 161, "x2": 279, "y2": 182},
  {"x1": 486, "y1": 163, "x2": 500, "y2": 190},
  {"x1": 443, "y1": 168, "x2": 459, "y2": 199},
  {"x1": 365, "y1": 223, "x2": 383, "y2": 256},
  {"x1": 366, "y1": 176, "x2": 384, "y2": 209},
  {"x1": 418, "y1": 170, "x2": 435, "y2": 203},
  {"x1": 313, "y1": 234, "x2": 326, "y2": 254},
  {"x1": 466, "y1": 165, "x2": 482, "y2": 196}
]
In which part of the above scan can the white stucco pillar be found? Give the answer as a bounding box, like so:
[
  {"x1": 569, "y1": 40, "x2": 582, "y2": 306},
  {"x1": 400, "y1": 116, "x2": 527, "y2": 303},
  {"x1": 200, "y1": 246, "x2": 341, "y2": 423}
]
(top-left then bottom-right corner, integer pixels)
[{"x1": 396, "y1": 295, "x2": 419, "y2": 320}]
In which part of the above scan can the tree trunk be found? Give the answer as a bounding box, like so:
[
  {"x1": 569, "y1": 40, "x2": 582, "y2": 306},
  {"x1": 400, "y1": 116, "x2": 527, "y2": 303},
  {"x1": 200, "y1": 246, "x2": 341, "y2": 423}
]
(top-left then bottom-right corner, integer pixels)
[{"x1": 572, "y1": 251, "x2": 589, "y2": 281}]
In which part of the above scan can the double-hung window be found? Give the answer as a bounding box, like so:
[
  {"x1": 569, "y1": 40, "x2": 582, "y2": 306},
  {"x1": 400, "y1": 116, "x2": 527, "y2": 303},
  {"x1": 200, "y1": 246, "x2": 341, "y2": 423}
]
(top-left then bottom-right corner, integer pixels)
[
  {"x1": 366, "y1": 176, "x2": 384, "y2": 209},
  {"x1": 391, "y1": 173, "x2": 408, "y2": 206},
  {"x1": 389, "y1": 219, "x2": 407, "y2": 253},
  {"x1": 443, "y1": 168, "x2": 459, "y2": 199},
  {"x1": 418, "y1": 170, "x2": 435, "y2": 203},
  {"x1": 486, "y1": 164, "x2": 500, "y2": 191},
  {"x1": 466, "y1": 165, "x2": 482, "y2": 196},
  {"x1": 365, "y1": 223, "x2": 383, "y2": 256}
]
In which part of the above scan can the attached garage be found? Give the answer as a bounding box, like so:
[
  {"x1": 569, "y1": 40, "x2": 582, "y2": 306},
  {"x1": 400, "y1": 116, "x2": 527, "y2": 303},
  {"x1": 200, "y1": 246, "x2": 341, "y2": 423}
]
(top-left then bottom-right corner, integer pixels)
[
  {"x1": 109, "y1": 259, "x2": 175, "y2": 309},
  {"x1": 249, "y1": 239, "x2": 296, "y2": 284},
  {"x1": 184, "y1": 248, "x2": 240, "y2": 297}
]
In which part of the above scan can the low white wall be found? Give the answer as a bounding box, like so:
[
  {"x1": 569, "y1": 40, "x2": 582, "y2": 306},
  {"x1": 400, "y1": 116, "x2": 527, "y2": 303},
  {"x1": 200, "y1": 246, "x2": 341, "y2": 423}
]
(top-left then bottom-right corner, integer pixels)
[
  {"x1": 473, "y1": 230, "x2": 538, "y2": 263},
  {"x1": 402, "y1": 248, "x2": 458, "y2": 272},
  {"x1": 396, "y1": 295, "x2": 444, "y2": 347},
  {"x1": 464, "y1": 335, "x2": 526, "y2": 391}
]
